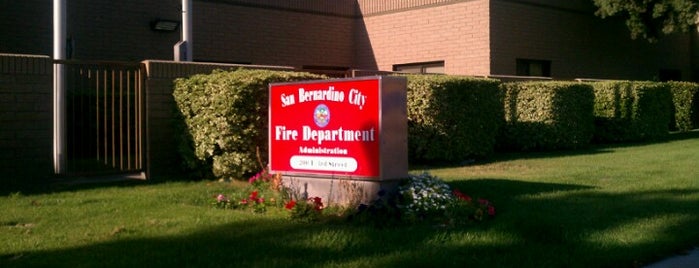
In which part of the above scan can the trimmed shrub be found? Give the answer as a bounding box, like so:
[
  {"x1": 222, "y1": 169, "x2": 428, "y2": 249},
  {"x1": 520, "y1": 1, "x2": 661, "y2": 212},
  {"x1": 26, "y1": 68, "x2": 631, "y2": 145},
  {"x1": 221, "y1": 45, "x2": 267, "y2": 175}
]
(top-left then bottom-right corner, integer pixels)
[
  {"x1": 499, "y1": 81, "x2": 595, "y2": 151},
  {"x1": 667, "y1": 81, "x2": 699, "y2": 132},
  {"x1": 406, "y1": 74, "x2": 503, "y2": 163},
  {"x1": 173, "y1": 69, "x2": 325, "y2": 180},
  {"x1": 591, "y1": 81, "x2": 672, "y2": 142}
]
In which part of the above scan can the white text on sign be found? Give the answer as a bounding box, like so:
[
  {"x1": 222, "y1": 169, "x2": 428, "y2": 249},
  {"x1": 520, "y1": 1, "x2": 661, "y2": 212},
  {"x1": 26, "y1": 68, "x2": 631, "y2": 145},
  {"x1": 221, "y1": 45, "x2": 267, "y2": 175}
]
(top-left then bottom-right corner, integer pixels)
[{"x1": 274, "y1": 125, "x2": 375, "y2": 145}]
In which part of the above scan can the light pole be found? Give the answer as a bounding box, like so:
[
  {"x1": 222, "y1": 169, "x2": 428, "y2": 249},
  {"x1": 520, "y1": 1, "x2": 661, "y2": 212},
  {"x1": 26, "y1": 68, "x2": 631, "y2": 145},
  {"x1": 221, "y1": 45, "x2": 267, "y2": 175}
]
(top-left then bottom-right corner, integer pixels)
[
  {"x1": 53, "y1": 0, "x2": 66, "y2": 174},
  {"x1": 175, "y1": 0, "x2": 193, "y2": 61}
]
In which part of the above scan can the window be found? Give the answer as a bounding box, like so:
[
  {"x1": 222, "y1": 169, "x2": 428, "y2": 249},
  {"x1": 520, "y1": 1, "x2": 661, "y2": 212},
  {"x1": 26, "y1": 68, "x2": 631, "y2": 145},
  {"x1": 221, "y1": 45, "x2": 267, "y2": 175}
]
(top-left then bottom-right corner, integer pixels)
[
  {"x1": 393, "y1": 61, "x2": 445, "y2": 74},
  {"x1": 301, "y1": 65, "x2": 351, "y2": 78},
  {"x1": 302, "y1": 65, "x2": 349, "y2": 71},
  {"x1": 516, "y1": 59, "x2": 551, "y2": 77},
  {"x1": 658, "y1": 69, "x2": 681, "y2": 82}
]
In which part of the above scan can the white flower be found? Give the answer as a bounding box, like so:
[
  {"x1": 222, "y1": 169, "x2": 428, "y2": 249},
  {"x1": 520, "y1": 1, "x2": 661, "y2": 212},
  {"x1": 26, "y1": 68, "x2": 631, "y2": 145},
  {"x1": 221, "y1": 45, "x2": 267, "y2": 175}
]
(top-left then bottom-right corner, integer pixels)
[{"x1": 398, "y1": 172, "x2": 455, "y2": 214}]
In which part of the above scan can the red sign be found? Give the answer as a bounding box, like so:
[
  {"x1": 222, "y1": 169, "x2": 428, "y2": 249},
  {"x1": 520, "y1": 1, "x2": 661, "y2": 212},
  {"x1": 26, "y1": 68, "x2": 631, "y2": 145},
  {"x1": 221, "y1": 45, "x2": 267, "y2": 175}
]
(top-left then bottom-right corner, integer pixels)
[{"x1": 269, "y1": 78, "x2": 380, "y2": 178}]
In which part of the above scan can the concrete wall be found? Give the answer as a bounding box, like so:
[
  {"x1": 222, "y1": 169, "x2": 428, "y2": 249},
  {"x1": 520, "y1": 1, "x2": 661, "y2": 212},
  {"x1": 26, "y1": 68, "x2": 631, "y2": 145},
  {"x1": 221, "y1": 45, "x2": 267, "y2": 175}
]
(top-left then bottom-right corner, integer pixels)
[{"x1": 0, "y1": 54, "x2": 54, "y2": 186}]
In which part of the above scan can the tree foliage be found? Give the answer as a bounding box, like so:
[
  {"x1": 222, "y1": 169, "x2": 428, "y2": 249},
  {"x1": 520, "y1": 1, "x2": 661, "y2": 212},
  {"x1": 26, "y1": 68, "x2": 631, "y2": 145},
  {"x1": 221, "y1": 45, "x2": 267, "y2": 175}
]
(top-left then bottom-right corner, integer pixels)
[{"x1": 593, "y1": 0, "x2": 698, "y2": 41}]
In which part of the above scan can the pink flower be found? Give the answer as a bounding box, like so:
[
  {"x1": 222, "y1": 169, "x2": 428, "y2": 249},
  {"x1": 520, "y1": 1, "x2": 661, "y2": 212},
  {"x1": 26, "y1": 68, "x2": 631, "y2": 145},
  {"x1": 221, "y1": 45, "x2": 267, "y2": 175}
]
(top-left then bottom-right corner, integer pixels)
[
  {"x1": 216, "y1": 194, "x2": 228, "y2": 202},
  {"x1": 240, "y1": 198, "x2": 248, "y2": 205},
  {"x1": 248, "y1": 170, "x2": 271, "y2": 184},
  {"x1": 248, "y1": 173, "x2": 260, "y2": 184}
]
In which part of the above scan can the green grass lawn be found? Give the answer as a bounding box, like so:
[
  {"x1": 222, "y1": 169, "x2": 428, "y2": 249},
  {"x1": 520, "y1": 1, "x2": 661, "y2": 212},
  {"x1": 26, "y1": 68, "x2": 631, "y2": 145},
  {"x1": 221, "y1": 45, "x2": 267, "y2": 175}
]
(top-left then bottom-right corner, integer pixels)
[{"x1": 2, "y1": 132, "x2": 698, "y2": 267}]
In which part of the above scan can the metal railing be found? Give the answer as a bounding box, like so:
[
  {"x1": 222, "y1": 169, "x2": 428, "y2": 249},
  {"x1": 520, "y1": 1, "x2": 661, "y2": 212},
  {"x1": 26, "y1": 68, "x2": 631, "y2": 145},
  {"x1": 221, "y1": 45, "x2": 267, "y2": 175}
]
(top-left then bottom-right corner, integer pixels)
[{"x1": 58, "y1": 60, "x2": 144, "y2": 176}]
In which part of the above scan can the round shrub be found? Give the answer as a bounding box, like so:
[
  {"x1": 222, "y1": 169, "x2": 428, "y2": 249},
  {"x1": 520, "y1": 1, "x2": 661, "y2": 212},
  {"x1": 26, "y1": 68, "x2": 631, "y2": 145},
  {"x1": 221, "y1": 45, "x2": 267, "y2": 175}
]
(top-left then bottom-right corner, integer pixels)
[{"x1": 173, "y1": 68, "x2": 325, "y2": 180}]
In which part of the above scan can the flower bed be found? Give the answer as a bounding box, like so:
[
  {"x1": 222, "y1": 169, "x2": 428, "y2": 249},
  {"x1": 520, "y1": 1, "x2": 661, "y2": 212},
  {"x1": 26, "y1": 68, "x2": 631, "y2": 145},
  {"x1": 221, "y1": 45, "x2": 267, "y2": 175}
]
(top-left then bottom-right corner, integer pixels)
[{"x1": 212, "y1": 169, "x2": 495, "y2": 226}]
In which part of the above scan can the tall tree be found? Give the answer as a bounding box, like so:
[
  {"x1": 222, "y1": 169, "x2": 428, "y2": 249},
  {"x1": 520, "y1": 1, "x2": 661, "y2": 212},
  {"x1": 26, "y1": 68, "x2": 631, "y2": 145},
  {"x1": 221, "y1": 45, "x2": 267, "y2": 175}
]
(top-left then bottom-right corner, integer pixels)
[{"x1": 593, "y1": 0, "x2": 699, "y2": 42}]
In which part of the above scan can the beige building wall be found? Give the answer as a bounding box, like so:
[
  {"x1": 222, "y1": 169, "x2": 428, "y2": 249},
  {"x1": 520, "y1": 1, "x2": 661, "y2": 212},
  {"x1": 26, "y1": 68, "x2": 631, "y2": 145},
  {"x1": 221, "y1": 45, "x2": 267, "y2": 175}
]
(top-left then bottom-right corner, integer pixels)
[{"x1": 355, "y1": 0, "x2": 491, "y2": 76}]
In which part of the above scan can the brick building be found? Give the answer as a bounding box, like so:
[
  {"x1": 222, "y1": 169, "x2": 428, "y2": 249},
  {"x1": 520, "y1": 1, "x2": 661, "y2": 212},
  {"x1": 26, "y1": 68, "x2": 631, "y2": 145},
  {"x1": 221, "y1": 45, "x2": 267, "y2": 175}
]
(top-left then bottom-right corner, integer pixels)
[
  {"x1": 2, "y1": 0, "x2": 698, "y2": 81},
  {"x1": 1, "y1": 0, "x2": 698, "y2": 184}
]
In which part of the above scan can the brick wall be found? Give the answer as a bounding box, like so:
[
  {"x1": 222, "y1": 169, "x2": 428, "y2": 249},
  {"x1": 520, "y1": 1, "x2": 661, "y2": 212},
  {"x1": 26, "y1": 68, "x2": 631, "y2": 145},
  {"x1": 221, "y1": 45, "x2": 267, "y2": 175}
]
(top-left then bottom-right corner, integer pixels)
[
  {"x1": 357, "y1": 0, "x2": 476, "y2": 15},
  {"x1": 1, "y1": 0, "x2": 357, "y2": 68},
  {"x1": 690, "y1": 32, "x2": 699, "y2": 81},
  {"x1": 2, "y1": 0, "x2": 694, "y2": 80},
  {"x1": 355, "y1": 0, "x2": 491, "y2": 75},
  {"x1": 489, "y1": 0, "x2": 693, "y2": 80},
  {"x1": 0, "y1": 54, "x2": 54, "y2": 186},
  {"x1": 194, "y1": 1, "x2": 356, "y2": 68},
  {"x1": 66, "y1": 0, "x2": 182, "y2": 61},
  {"x1": 0, "y1": 55, "x2": 298, "y2": 184},
  {"x1": 0, "y1": 2, "x2": 53, "y2": 56}
]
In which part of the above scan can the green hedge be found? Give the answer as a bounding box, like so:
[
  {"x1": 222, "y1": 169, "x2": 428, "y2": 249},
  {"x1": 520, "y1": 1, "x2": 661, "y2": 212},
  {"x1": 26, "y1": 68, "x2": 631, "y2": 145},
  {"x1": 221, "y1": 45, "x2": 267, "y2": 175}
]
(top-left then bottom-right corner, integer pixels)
[
  {"x1": 499, "y1": 82, "x2": 595, "y2": 150},
  {"x1": 406, "y1": 74, "x2": 503, "y2": 163},
  {"x1": 591, "y1": 81, "x2": 672, "y2": 142},
  {"x1": 173, "y1": 69, "x2": 325, "y2": 180},
  {"x1": 667, "y1": 81, "x2": 699, "y2": 132}
]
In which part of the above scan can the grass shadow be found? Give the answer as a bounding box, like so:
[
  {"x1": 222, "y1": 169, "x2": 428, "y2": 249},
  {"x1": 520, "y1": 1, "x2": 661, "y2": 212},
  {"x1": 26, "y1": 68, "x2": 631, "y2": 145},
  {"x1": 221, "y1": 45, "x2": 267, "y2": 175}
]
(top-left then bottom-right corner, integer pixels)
[
  {"x1": 449, "y1": 178, "x2": 699, "y2": 267},
  {"x1": 3, "y1": 179, "x2": 697, "y2": 267},
  {"x1": 448, "y1": 178, "x2": 596, "y2": 200},
  {"x1": 0, "y1": 173, "x2": 191, "y2": 197},
  {"x1": 414, "y1": 130, "x2": 699, "y2": 169}
]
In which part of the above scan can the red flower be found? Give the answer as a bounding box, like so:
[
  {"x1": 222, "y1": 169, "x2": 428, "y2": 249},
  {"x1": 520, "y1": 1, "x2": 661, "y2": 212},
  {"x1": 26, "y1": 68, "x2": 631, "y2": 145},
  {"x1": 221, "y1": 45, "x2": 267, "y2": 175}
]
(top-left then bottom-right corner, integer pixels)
[
  {"x1": 246, "y1": 191, "x2": 265, "y2": 203},
  {"x1": 487, "y1": 205, "x2": 496, "y2": 216},
  {"x1": 284, "y1": 200, "x2": 297, "y2": 210},
  {"x1": 478, "y1": 198, "x2": 489, "y2": 206},
  {"x1": 453, "y1": 189, "x2": 472, "y2": 202},
  {"x1": 240, "y1": 198, "x2": 248, "y2": 205},
  {"x1": 309, "y1": 197, "x2": 324, "y2": 211}
]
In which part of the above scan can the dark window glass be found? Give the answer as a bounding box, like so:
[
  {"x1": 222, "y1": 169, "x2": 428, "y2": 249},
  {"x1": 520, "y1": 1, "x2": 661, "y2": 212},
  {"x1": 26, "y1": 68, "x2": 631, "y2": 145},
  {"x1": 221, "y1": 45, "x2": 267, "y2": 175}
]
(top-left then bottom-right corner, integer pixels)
[
  {"x1": 516, "y1": 59, "x2": 551, "y2": 77},
  {"x1": 658, "y1": 69, "x2": 681, "y2": 81},
  {"x1": 393, "y1": 61, "x2": 445, "y2": 74}
]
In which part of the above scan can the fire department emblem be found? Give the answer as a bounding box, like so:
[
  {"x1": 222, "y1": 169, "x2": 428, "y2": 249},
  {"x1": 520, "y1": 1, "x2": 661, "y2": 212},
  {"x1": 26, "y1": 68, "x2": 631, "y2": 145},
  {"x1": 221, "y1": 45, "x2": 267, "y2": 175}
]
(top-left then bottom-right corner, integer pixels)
[{"x1": 313, "y1": 104, "x2": 330, "y2": 128}]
